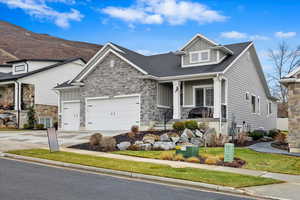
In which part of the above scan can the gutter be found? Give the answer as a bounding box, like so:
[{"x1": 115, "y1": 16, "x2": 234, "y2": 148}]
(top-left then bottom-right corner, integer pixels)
[{"x1": 141, "y1": 72, "x2": 220, "y2": 81}]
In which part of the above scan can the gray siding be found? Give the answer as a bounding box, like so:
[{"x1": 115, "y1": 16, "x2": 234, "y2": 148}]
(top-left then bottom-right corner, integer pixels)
[
  {"x1": 183, "y1": 79, "x2": 213, "y2": 105},
  {"x1": 182, "y1": 37, "x2": 219, "y2": 66},
  {"x1": 157, "y1": 83, "x2": 172, "y2": 107},
  {"x1": 224, "y1": 46, "x2": 277, "y2": 131}
]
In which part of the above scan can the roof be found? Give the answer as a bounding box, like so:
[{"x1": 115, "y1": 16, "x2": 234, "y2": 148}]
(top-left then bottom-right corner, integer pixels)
[
  {"x1": 111, "y1": 41, "x2": 252, "y2": 77},
  {"x1": 0, "y1": 57, "x2": 85, "y2": 82},
  {"x1": 6, "y1": 58, "x2": 66, "y2": 64},
  {"x1": 0, "y1": 64, "x2": 12, "y2": 68},
  {"x1": 54, "y1": 81, "x2": 73, "y2": 89}
]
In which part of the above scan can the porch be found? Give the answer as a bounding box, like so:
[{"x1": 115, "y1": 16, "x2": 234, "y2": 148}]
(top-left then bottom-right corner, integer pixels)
[{"x1": 157, "y1": 75, "x2": 228, "y2": 121}]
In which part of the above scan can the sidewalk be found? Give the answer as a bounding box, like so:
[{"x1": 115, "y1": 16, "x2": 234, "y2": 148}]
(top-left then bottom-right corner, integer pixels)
[{"x1": 61, "y1": 147, "x2": 300, "y2": 200}]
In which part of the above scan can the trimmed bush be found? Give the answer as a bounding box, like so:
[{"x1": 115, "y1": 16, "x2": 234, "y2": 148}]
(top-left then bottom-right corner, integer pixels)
[
  {"x1": 172, "y1": 121, "x2": 185, "y2": 131},
  {"x1": 184, "y1": 120, "x2": 198, "y2": 130},
  {"x1": 186, "y1": 156, "x2": 200, "y2": 163},
  {"x1": 131, "y1": 125, "x2": 139, "y2": 134},
  {"x1": 36, "y1": 124, "x2": 44, "y2": 130},
  {"x1": 160, "y1": 152, "x2": 174, "y2": 160},
  {"x1": 268, "y1": 129, "x2": 280, "y2": 138},
  {"x1": 249, "y1": 130, "x2": 266, "y2": 141},
  {"x1": 205, "y1": 156, "x2": 220, "y2": 165},
  {"x1": 23, "y1": 124, "x2": 30, "y2": 129},
  {"x1": 174, "y1": 154, "x2": 185, "y2": 161}
]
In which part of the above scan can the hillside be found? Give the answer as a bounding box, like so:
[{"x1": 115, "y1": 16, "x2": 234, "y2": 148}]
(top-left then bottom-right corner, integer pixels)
[{"x1": 0, "y1": 21, "x2": 102, "y2": 64}]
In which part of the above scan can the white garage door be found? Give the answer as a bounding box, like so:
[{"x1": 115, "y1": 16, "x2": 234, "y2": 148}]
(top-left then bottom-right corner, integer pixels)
[
  {"x1": 86, "y1": 95, "x2": 140, "y2": 131},
  {"x1": 62, "y1": 101, "x2": 80, "y2": 131}
]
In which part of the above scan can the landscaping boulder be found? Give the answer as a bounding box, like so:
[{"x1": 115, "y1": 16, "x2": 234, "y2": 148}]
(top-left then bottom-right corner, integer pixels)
[
  {"x1": 89, "y1": 133, "x2": 103, "y2": 146},
  {"x1": 182, "y1": 128, "x2": 194, "y2": 138},
  {"x1": 140, "y1": 143, "x2": 152, "y2": 151},
  {"x1": 99, "y1": 136, "x2": 117, "y2": 151},
  {"x1": 191, "y1": 137, "x2": 204, "y2": 146},
  {"x1": 134, "y1": 141, "x2": 143, "y2": 146},
  {"x1": 153, "y1": 141, "x2": 175, "y2": 150},
  {"x1": 194, "y1": 129, "x2": 203, "y2": 137},
  {"x1": 143, "y1": 134, "x2": 159, "y2": 144},
  {"x1": 160, "y1": 133, "x2": 170, "y2": 141},
  {"x1": 170, "y1": 136, "x2": 180, "y2": 143},
  {"x1": 117, "y1": 141, "x2": 131, "y2": 150}
]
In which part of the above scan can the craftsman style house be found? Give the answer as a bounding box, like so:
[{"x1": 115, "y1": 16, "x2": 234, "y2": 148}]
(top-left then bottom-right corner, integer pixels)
[
  {"x1": 0, "y1": 58, "x2": 85, "y2": 128},
  {"x1": 55, "y1": 34, "x2": 277, "y2": 133}
]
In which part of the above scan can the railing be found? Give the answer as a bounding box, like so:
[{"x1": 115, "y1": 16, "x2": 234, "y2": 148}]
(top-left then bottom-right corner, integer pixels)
[{"x1": 188, "y1": 106, "x2": 214, "y2": 118}]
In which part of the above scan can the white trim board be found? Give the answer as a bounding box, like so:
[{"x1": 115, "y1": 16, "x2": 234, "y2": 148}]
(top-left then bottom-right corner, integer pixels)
[{"x1": 180, "y1": 34, "x2": 218, "y2": 50}]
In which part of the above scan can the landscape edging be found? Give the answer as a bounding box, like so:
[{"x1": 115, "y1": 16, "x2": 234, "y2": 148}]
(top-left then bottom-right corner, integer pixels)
[{"x1": 0, "y1": 152, "x2": 285, "y2": 200}]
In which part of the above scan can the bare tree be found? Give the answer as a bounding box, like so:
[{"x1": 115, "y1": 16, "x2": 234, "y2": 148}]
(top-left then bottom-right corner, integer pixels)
[{"x1": 268, "y1": 41, "x2": 300, "y2": 102}]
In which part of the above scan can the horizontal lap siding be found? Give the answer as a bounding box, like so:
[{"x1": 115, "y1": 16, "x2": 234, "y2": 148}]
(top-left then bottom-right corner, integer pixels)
[{"x1": 224, "y1": 47, "x2": 276, "y2": 131}]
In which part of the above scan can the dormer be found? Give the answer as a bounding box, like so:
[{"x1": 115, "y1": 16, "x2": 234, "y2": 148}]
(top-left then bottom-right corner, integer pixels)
[
  {"x1": 178, "y1": 34, "x2": 233, "y2": 68},
  {"x1": 7, "y1": 59, "x2": 64, "y2": 75}
]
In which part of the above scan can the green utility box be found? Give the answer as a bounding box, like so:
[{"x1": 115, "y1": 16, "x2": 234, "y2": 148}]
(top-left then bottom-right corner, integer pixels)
[
  {"x1": 176, "y1": 146, "x2": 199, "y2": 158},
  {"x1": 224, "y1": 143, "x2": 235, "y2": 163}
]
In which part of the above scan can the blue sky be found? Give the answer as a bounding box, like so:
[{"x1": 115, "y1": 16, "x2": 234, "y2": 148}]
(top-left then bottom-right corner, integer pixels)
[{"x1": 0, "y1": 0, "x2": 299, "y2": 73}]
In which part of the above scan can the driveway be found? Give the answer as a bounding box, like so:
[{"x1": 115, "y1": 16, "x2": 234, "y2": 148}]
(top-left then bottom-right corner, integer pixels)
[{"x1": 0, "y1": 130, "x2": 124, "y2": 148}]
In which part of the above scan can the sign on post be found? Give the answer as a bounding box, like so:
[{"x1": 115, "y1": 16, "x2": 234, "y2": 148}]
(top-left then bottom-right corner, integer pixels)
[
  {"x1": 47, "y1": 128, "x2": 59, "y2": 152},
  {"x1": 224, "y1": 143, "x2": 234, "y2": 163}
]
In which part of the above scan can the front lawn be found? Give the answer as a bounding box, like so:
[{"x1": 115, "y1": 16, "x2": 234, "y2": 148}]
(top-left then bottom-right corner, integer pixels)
[
  {"x1": 7, "y1": 149, "x2": 281, "y2": 188},
  {"x1": 113, "y1": 148, "x2": 300, "y2": 175}
]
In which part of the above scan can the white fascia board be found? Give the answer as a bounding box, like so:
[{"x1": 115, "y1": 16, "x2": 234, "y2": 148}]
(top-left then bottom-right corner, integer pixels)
[
  {"x1": 180, "y1": 33, "x2": 218, "y2": 51},
  {"x1": 77, "y1": 49, "x2": 148, "y2": 82},
  {"x1": 153, "y1": 72, "x2": 219, "y2": 81},
  {"x1": 222, "y1": 42, "x2": 253, "y2": 74}
]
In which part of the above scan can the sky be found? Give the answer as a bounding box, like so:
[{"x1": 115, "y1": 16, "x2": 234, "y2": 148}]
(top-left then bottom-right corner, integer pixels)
[{"x1": 0, "y1": 0, "x2": 299, "y2": 74}]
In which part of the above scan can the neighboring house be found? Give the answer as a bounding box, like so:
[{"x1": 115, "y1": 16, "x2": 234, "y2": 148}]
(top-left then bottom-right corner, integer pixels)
[
  {"x1": 280, "y1": 68, "x2": 300, "y2": 153},
  {"x1": 0, "y1": 58, "x2": 85, "y2": 128},
  {"x1": 55, "y1": 34, "x2": 277, "y2": 133}
]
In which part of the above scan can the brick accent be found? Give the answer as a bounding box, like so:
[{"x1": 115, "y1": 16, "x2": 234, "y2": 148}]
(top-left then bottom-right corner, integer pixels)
[{"x1": 287, "y1": 83, "x2": 300, "y2": 152}]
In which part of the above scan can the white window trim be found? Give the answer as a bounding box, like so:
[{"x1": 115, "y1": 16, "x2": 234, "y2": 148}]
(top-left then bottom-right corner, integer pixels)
[
  {"x1": 15, "y1": 64, "x2": 25, "y2": 72},
  {"x1": 251, "y1": 94, "x2": 256, "y2": 114},
  {"x1": 189, "y1": 50, "x2": 210, "y2": 64},
  {"x1": 192, "y1": 85, "x2": 214, "y2": 107}
]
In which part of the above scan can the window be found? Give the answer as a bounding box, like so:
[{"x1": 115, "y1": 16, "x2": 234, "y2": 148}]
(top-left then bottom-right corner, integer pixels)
[
  {"x1": 15, "y1": 64, "x2": 25, "y2": 72},
  {"x1": 194, "y1": 86, "x2": 214, "y2": 107},
  {"x1": 39, "y1": 117, "x2": 52, "y2": 128},
  {"x1": 268, "y1": 102, "x2": 272, "y2": 115},
  {"x1": 251, "y1": 95, "x2": 256, "y2": 113},
  {"x1": 189, "y1": 50, "x2": 210, "y2": 63},
  {"x1": 257, "y1": 97, "x2": 260, "y2": 114}
]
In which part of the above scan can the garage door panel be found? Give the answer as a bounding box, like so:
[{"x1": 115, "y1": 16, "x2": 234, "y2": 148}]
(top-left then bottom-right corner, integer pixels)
[{"x1": 86, "y1": 96, "x2": 140, "y2": 131}]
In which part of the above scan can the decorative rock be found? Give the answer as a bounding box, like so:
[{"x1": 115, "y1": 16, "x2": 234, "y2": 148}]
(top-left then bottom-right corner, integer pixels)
[
  {"x1": 153, "y1": 141, "x2": 175, "y2": 150},
  {"x1": 191, "y1": 137, "x2": 204, "y2": 146},
  {"x1": 194, "y1": 130, "x2": 203, "y2": 137},
  {"x1": 160, "y1": 133, "x2": 170, "y2": 141},
  {"x1": 134, "y1": 141, "x2": 143, "y2": 145},
  {"x1": 117, "y1": 141, "x2": 131, "y2": 150},
  {"x1": 140, "y1": 143, "x2": 152, "y2": 151},
  {"x1": 205, "y1": 128, "x2": 216, "y2": 135},
  {"x1": 170, "y1": 136, "x2": 180, "y2": 143},
  {"x1": 182, "y1": 128, "x2": 194, "y2": 138}
]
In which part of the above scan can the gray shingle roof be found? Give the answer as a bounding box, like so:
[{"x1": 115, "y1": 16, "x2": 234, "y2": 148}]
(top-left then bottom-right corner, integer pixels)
[
  {"x1": 111, "y1": 41, "x2": 252, "y2": 77},
  {"x1": 0, "y1": 58, "x2": 85, "y2": 82}
]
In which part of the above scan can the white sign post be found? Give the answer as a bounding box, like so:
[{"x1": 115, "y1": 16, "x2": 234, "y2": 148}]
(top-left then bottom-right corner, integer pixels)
[{"x1": 47, "y1": 128, "x2": 59, "y2": 152}]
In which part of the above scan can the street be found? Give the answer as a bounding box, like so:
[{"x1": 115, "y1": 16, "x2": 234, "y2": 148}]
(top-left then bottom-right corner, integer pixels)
[{"x1": 0, "y1": 158, "x2": 254, "y2": 200}]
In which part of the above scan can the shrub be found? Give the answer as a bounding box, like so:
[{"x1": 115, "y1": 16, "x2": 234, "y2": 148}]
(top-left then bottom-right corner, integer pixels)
[
  {"x1": 128, "y1": 144, "x2": 140, "y2": 151},
  {"x1": 131, "y1": 125, "x2": 139, "y2": 134},
  {"x1": 269, "y1": 129, "x2": 280, "y2": 138},
  {"x1": 160, "y1": 152, "x2": 174, "y2": 160},
  {"x1": 53, "y1": 121, "x2": 58, "y2": 130},
  {"x1": 275, "y1": 132, "x2": 287, "y2": 144},
  {"x1": 23, "y1": 124, "x2": 30, "y2": 129},
  {"x1": 174, "y1": 154, "x2": 185, "y2": 161},
  {"x1": 236, "y1": 132, "x2": 248, "y2": 145},
  {"x1": 172, "y1": 121, "x2": 185, "y2": 131},
  {"x1": 27, "y1": 106, "x2": 36, "y2": 129},
  {"x1": 249, "y1": 130, "x2": 265, "y2": 141},
  {"x1": 184, "y1": 120, "x2": 198, "y2": 130},
  {"x1": 36, "y1": 124, "x2": 44, "y2": 130},
  {"x1": 204, "y1": 156, "x2": 220, "y2": 165},
  {"x1": 99, "y1": 136, "x2": 117, "y2": 152},
  {"x1": 186, "y1": 156, "x2": 200, "y2": 163},
  {"x1": 89, "y1": 133, "x2": 103, "y2": 146}
]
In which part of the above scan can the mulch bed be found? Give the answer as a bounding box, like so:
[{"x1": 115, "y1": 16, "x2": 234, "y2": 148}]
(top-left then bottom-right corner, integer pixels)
[{"x1": 271, "y1": 142, "x2": 289, "y2": 151}]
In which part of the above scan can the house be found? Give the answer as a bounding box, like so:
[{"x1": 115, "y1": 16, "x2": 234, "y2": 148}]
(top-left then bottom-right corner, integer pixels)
[
  {"x1": 0, "y1": 58, "x2": 85, "y2": 128},
  {"x1": 55, "y1": 34, "x2": 277, "y2": 133},
  {"x1": 280, "y1": 68, "x2": 300, "y2": 153}
]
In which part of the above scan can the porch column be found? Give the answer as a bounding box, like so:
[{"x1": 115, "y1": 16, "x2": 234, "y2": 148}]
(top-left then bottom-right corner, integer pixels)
[
  {"x1": 173, "y1": 80, "x2": 181, "y2": 119},
  {"x1": 213, "y1": 77, "x2": 221, "y2": 118},
  {"x1": 14, "y1": 82, "x2": 21, "y2": 110}
]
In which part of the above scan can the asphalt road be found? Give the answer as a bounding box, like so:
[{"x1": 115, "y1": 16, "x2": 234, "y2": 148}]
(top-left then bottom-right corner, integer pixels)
[{"x1": 0, "y1": 158, "x2": 254, "y2": 200}]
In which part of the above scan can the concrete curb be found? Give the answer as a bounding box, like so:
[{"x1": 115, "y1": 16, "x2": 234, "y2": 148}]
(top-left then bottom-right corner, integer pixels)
[{"x1": 0, "y1": 152, "x2": 285, "y2": 200}]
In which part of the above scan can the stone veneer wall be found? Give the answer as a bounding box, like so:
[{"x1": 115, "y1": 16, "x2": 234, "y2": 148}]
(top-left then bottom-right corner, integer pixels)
[
  {"x1": 22, "y1": 84, "x2": 35, "y2": 109},
  {"x1": 79, "y1": 53, "x2": 165, "y2": 129},
  {"x1": 287, "y1": 83, "x2": 300, "y2": 153},
  {"x1": 0, "y1": 84, "x2": 14, "y2": 109},
  {"x1": 35, "y1": 104, "x2": 58, "y2": 124}
]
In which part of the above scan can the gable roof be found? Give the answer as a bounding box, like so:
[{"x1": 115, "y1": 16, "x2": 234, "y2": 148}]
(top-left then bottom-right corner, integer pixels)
[{"x1": 0, "y1": 57, "x2": 85, "y2": 82}]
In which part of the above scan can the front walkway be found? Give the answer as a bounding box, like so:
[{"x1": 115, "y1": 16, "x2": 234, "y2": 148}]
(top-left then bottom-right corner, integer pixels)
[
  {"x1": 248, "y1": 142, "x2": 300, "y2": 157},
  {"x1": 61, "y1": 147, "x2": 300, "y2": 200}
]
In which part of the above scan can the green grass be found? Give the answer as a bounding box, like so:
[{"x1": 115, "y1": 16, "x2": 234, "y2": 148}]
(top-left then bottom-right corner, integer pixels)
[
  {"x1": 7, "y1": 149, "x2": 281, "y2": 188},
  {"x1": 0, "y1": 128, "x2": 28, "y2": 131},
  {"x1": 113, "y1": 148, "x2": 300, "y2": 175}
]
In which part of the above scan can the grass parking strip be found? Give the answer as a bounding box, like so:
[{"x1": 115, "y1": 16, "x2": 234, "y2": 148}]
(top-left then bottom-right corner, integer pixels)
[{"x1": 7, "y1": 149, "x2": 281, "y2": 188}]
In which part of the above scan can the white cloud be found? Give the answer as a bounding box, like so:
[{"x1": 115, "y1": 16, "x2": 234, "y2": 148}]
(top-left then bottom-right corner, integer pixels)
[
  {"x1": 249, "y1": 35, "x2": 269, "y2": 40},
  {"x1": 102, "y1": 0, "x2": 227, "y2": 25},
  {"x1": 136, "y1": 49, "x2": 157, "y2": 55},
  {"x1": 0, "y1": 0, "x2": 83, "y2": 28},
  {"x1": 220, "y1": 31, "x2": 247, "y2": 39},
  {"x1": 275, "y1": 31, "x2": 296, "y2": 38}
]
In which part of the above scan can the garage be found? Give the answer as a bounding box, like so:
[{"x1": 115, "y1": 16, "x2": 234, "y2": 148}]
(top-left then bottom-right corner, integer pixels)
[
  {"x1": 86, "y1": 95, "x2": 140, "y2": 131},
  {"x1": 62, "y1": 101, "x2": 80, "y2": 131}
]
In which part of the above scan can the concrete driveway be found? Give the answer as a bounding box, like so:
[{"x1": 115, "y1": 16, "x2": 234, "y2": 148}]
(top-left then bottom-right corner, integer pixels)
[{"x1": 0, "y1": 130, "x2": 124, "y2": 148}]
